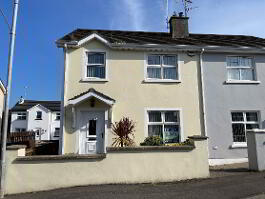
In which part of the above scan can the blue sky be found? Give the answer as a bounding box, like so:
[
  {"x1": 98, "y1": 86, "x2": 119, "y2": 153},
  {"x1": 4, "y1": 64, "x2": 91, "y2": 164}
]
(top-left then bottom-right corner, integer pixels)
[{"x1": 0, "y1": 0, "x2": 265, "y2": 107}]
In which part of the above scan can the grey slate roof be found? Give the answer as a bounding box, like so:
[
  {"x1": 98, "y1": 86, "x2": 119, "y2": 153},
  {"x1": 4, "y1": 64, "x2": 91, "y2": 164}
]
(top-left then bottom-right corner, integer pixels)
[
  {"x1": 56, "y1": 29, "x2": 265, "y2": 48},
  {"x1": 11, "y1": 100, "x2": 61, "y2": 112},
  {"x1": 69, "y1": 88, "x2": 115, "y2": 102}
]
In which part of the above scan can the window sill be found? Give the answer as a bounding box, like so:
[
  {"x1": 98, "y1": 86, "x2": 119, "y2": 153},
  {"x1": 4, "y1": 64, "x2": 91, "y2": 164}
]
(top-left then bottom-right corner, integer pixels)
[
  {"x1": 81, "y1": 78, "x2": 108, "y2": 82},
  {"x1": 225, "y1": 80, "x2": 260, "y2": 84},
  {"x1": 143, "y1": 79, "x2": 181, "y2": 83},
  {"x1": 35, "y1": 119, "x2": 42, "y2": 121},
  {"x1": 230, "y1": 143, "x2": 247, "y2": 149}
]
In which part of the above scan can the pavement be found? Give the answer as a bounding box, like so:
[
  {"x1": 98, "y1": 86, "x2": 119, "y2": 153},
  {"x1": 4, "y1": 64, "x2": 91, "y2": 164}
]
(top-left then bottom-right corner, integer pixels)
[{"x1": 5, "y1": 163, "x2": 265, "y2": 199}]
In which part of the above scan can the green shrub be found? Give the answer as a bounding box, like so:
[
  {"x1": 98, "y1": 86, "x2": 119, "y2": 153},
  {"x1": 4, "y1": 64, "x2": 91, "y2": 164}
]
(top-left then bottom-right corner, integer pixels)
[{"x1": 140, "y1": 136, "x2": 163, "y2": 146}]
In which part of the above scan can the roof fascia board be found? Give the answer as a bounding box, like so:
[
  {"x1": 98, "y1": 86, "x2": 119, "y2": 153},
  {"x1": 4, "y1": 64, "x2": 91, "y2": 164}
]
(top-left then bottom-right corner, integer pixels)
[
  {"x1": 68, "y1": 92, "x2": 115, "y2": 106},
  {"x1": 27, "y1": 104, "x2": 51, "y2": 112},
  {"x1": 0, "y1": 80, "x2": 6, "y2": 94},
  {"x1": 77, "y1": 33, "x2": 109, "y2": 47}
]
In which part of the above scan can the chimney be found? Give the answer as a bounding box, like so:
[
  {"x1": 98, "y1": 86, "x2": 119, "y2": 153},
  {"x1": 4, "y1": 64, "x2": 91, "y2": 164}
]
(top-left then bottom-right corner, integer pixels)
[
  {"x1": 169, "y1": 12, "x2": 189, "y2": 38},
  {"x1": 19, "y1": 96, "x2": 24, "y2": 104}
]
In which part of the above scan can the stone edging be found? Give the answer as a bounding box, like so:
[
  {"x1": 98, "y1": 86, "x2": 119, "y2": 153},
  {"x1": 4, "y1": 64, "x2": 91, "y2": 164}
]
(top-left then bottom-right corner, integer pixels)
[
  {"x1": 188, "y1": 135, "x2": 208, "y2": 140},
  {"x1": 7, "y1": 145, "x2": 27, "y2": 150},
  {"x1": 16, "y1": 154, "x2": 106, "y2": 161},
  {"x1": 107, "y1": 145, "x2": 195, "y2": 153}
]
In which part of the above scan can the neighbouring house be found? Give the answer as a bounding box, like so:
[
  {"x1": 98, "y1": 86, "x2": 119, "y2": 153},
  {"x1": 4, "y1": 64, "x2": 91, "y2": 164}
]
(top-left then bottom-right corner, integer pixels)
[
  {"x1": 0, "y1": 79, "x2": 6, "y2": 132},
  {"x1": 202, "y1": 40, "x2": 265, "y2": 165},
  {"x1": 55, "y1": 14, "x2": 207, "y2": 155},
  {"x1": 10, "y1": 98, "x2": 61, "y2": 140}
]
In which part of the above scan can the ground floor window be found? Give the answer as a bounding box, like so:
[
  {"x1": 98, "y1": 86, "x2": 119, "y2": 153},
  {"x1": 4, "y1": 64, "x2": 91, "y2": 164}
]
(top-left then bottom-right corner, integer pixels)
[
  {"x1": 147, "y1": 110, "x2": 180, "y2": 143},
  {"x1": 231, "y1": 111, "x2": 259, "y2": 143},
  {"x1": 15, "y1": 128, "x2": 26, "y2": 132},
  {"x1": 54, "y1": 128, "x2": 60, "y2": 137}
]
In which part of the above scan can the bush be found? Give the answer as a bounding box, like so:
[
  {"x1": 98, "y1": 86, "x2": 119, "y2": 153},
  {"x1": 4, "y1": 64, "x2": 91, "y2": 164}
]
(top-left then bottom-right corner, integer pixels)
[{"x1": 140, "y1": 136, "x2": 163, "y2": 146}]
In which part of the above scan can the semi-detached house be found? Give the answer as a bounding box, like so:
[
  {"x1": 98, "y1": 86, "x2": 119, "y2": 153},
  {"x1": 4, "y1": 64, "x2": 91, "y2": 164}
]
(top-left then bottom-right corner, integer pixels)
[{"x1": 56, "y1": 13, "x2": 265, "y2": 164}]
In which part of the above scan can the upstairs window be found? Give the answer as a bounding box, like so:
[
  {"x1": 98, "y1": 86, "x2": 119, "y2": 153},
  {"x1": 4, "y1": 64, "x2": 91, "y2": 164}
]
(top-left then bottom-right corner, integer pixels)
[
  {"x1": 231, "y1": 111, "x2": 259, "y2": 143},
  {"x1": 147, "y1": 110, "x2": 180, "y2": 143},
  {"x1": 147, "y1": 55, "x2": 178, "y2": 80},
  {"x1": 55, "y1": 112, "x2": 60, "y2": 120},
  {"x1": 86, "y1": 52, "x2": 105, "y2": 79},
  {"x1": 227, "y1": 56, "x2": 255, "y2": 81},
  {"x1": 36, "y1": 111, "x2": 42, "y2": 120},
  {"x1": 17, "y1": 112, "x2": 26, "y2": 120}
]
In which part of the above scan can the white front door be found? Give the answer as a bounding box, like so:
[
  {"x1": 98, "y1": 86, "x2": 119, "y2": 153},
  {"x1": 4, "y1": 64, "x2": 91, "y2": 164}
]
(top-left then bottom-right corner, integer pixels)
[{"x1": 79, "y1": 111, "x2": 105, "y2": 154}]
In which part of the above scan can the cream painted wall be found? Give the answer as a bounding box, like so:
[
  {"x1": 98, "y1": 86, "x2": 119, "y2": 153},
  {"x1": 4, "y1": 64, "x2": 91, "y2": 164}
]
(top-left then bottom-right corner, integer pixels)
[
  {"x1": 5, "y1": 140, "x2": 209, "y2": 194},
  {"x1": 63, "y1": 39, "x2": 203, "y2": 153}
]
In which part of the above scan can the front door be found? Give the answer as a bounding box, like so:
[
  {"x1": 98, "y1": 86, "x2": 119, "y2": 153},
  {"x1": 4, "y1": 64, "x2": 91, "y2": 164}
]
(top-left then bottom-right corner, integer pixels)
[{"x1": 79, "y1": 111, "x2": 105, "y2": 154}]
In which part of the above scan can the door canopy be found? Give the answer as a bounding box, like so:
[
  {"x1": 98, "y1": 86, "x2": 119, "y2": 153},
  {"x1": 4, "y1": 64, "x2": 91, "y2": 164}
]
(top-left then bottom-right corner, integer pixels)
[{"x1": 68, "y1": 88, "x2": 115, "y2": 106}]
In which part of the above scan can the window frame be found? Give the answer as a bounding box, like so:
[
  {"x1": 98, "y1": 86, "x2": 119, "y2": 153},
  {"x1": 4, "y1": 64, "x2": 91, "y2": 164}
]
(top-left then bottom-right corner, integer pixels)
[
  {"x1": 226, "y1": 56, "x2": 257, "y2": 82},
  {"x1": 55, "y1": 112, "x2": 60, "y2": 121},
  {"x1": 36, "y1": 111, "x2": 42, "y2": 120},
  {"x1": 54, "y1": 127, "x2": 60, "y2": 137},
  {"x1": 17, "y1": 112, "x2": 27, "y2": 120},
  {"x1": 144, "y1": 53, "x2": 181, "y2": 83},
  {"x1": 145, "y1": 108, "x2": 184, "y2": 143},
  {"x1": 230, "y1": 111, "x2": 260, "y2": 146},
  {"x1": 82, "y1": 49, "x2": 108, "y2": 82}
]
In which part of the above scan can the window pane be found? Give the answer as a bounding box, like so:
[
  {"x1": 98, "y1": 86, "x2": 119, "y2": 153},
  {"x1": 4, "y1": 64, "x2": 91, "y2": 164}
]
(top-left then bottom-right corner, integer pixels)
[
  {"x1": 148, "y1": 125, "x2": 163, "y2": 137},
  {"x1": 89, "y1": 120, "x2": 97, "y2": 136},
  {"x1": 246, "y1": 124, "x2": 259, "y2": 130},
  {"x1": 227, "y1": 57, "x2": 239, "y2": 67},
  {"x1": 148, "y1": 55, "x2": 160, "y2": 65},
  {"x1": 246, "y1": 112, "x2": 258, "y2": 122},
  {"x1": 232, "y1": 123, "x2": 246, "y2": 142},
  {"x1": 163, "y1": 56, "x2": 176, "y2": 66},
  {"x1": 231, "y1": 112, "x2": 244, "y2": 121},
  {"x1": 164, "y1": 125, "x2": 179, "y2": 143},
  {"x1": 227, "y1": 69, "x2": 240, "y2": 80},
  {"x1": 148, "y1": 111, "x2": 162, "y2": 122},
  {"x1": 87, "y1": 53, "x2": 104, "y2": 64},
  {"x1": 87, "y1": 65, "x2": 105, "y2": 78},
  {"x1": 241, "y1": 69, "x2": 254, "y2": 80},
  {"x1": 165, "y1": 111, "x2": 179, "y2": 122},
  {"x1": 240, "y1": 57, "x2": 252, "y2": 67},
  {"x1": 147, "y1": 67, "x2": 161, "y2": 79},
  {"x1": 163, "y1": 67, "x2": 177, "y2": 80}
]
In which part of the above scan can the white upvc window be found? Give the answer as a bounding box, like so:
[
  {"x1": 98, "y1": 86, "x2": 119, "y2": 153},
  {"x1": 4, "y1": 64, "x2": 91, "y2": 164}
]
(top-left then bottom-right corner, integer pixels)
[
  {"x1": 86, "y1": 52, "x2": 106, "y2": 79},
  {"x1": 55, "y1": 112, "x2": 60, "y2": 120},
  {"x1": 146, "y1": 54, "x2": 178, "y2": 80},
  {"x1": 227, "y1": 56, "x2": 256, "y2": 81},
  {"x1": 15, "y1": 128, "x2": 26, "y2": 132},
  {"x1": 17, "y1": 112, "x2": 26, "y2": 120},
  {"x1": 36, "y1": 111, "x2": 42, "y2": 120},
  {"x1": 231, "y1": 111, "x2": 260, "y2": 143},
  {"x1": 147, "y1": 110, "x2": 180, "y2": 143},
  {"x1": 54, "y1": 128, "x2": 60, "y2": 137}
]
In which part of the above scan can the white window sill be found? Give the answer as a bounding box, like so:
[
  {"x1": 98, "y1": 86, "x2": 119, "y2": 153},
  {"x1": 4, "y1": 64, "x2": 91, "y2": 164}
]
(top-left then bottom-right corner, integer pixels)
[
  {"x1": 81, "y1": 78, "x2": 109, "y2": 82},
  {"x1": 230, "y1": 143, "x2": 247, "y2": 149},
  {"x1": 225, "y1": 80, "x2": 260, "y2": 84},
  {"x1": 144, "y1": 79, "x2": 181, "y2": 83}
]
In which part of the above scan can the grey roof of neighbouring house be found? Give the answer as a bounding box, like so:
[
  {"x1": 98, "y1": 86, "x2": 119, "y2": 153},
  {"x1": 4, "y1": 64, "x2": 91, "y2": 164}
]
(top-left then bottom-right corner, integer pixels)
[
  {"x1": 56, "y1": 29, "x2": 265, "y2": 48},
  {"x1": 11, "y1": 100, "x2": 61, "y2": 112}
]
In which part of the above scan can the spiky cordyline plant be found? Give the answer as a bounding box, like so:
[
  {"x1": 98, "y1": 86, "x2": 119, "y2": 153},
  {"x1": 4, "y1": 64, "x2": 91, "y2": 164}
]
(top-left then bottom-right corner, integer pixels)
[{"x1": 111, "y1": 117, "x2": 135, "y2": 147}]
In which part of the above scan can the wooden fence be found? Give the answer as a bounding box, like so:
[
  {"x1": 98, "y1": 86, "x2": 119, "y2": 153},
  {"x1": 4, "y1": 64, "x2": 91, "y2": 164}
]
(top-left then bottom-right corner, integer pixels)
[{"x1": 8, "y1": 131, "x2": 35, "y2": 148}]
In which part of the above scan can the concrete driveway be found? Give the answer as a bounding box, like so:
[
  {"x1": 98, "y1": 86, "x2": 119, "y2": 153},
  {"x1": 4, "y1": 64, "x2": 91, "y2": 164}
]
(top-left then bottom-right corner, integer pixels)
[{"x1": 5, "y1": 163, "x2": 265, "y2": 199}]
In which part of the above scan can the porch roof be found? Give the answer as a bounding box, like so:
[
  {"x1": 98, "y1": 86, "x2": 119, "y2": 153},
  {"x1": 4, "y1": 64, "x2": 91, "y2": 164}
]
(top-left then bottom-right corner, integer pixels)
[{"x1": 68, "y1": 88, "x2": 115, "y2": 106}]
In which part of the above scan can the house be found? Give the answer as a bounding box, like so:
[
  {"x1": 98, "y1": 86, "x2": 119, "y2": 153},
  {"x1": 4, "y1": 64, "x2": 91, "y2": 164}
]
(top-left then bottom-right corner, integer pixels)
[
  {"x1": 202, "y1": 37, "x2": 265, "y2": 165},
  {"x1": 10, "y1": 98, "x2": 61, "y2": 140},
  {"x1": 0, "y1": 80, "x2": 6, "y2": 132},
  {"x1": 56, "y1": 14, "x2": 207, "y2": 155}
]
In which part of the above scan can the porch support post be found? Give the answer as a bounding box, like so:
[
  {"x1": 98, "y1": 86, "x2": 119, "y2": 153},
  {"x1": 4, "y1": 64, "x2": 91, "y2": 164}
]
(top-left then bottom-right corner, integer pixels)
[{"x1": 72, "y1": 106, "x2": 76, "y2": 129}]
